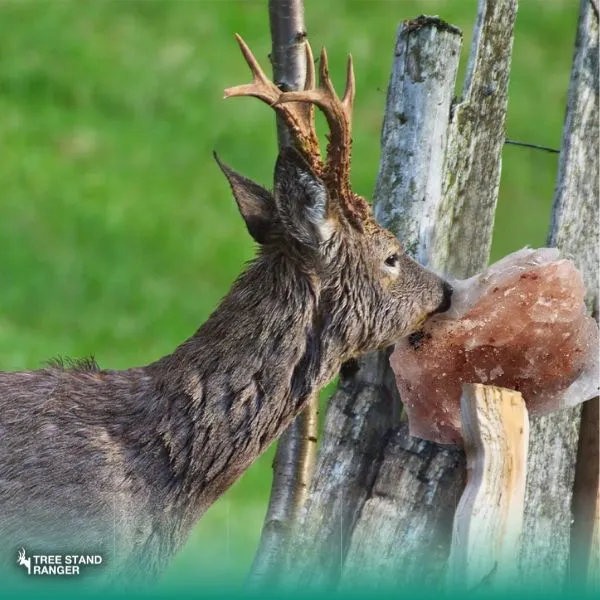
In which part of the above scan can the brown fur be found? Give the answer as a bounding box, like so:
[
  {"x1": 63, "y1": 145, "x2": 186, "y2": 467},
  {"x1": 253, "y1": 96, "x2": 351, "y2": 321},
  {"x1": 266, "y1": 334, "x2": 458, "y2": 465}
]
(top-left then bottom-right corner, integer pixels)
[{"x1": 0, "y1": 69, "x2": 451, "y2": 586}]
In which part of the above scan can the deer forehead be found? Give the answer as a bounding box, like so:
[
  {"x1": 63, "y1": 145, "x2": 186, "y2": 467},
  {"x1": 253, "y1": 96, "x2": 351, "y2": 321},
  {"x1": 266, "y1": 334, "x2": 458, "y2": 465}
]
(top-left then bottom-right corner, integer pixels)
[{"x1": 350, "y1": 224, "x2": 400, "y2": 255}]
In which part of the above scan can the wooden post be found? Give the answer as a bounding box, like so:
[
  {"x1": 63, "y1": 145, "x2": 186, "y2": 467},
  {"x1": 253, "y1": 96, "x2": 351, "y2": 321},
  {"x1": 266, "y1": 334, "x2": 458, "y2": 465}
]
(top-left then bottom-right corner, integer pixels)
[
  {"x1": 448, "y1": 384, "x2": 529, "y2": 591},
  {"x1": 520, "y1": 0, "x2": 599, "y2": 589},
  {"x1": 572, "y1": 399, "x2": 600, "y2": 591},
  {"x1": 285, "y1": 17, "x2": 465, "y2": 590}
]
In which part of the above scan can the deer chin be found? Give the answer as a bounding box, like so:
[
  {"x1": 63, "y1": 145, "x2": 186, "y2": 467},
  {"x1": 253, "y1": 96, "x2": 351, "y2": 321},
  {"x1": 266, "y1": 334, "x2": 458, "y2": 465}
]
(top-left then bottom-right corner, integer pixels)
[{"x1": 399, "y1": 313, "x2": 429, "y2": 341}]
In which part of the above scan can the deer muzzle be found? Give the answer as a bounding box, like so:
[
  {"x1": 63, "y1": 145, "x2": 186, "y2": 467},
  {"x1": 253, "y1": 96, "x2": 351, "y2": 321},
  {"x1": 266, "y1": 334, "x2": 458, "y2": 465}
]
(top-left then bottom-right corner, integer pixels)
[{"x1": 431, "y1": 281, "x2": 453, "y2": 315}]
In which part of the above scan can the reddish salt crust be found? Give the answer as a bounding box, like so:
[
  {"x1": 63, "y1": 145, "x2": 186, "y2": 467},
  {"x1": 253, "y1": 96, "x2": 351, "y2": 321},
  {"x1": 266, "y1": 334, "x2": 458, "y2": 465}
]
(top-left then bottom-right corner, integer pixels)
[{"x1": 390, "y1": 248, "x2": 599, "y2": 445}]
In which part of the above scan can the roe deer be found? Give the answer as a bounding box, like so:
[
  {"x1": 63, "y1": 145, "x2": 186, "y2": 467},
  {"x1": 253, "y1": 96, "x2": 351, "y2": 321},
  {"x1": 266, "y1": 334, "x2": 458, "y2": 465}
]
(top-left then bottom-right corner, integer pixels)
[{"x1": 0, "y1": 36, "x2": 452, "y2": 584}]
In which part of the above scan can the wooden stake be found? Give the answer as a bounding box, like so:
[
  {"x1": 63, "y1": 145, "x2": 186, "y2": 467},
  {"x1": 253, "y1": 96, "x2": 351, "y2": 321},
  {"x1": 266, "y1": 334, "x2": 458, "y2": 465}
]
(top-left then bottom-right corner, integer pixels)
[
  {"x1": 522, "y1": 0, "x2": 599, "y2": 586},
  {"x1": 448, "y1": 383, "x2": 529, "y2": 591}
]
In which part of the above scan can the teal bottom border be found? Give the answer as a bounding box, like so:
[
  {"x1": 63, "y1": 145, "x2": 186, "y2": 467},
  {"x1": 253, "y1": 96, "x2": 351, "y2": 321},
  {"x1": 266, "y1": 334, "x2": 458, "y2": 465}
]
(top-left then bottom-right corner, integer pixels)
[{"x1": 1, "y1": 580, "x2": 597, "y2": 600}]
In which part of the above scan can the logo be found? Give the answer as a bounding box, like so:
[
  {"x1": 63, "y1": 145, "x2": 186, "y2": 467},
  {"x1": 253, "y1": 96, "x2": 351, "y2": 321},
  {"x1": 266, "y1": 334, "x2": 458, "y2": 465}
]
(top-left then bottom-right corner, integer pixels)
[
  {"x1": 17, "y1": 548, "x2": 31, "y2": 575},
  {"x1": 16, "y1": 548, "x2": 103, "y2": 576}
]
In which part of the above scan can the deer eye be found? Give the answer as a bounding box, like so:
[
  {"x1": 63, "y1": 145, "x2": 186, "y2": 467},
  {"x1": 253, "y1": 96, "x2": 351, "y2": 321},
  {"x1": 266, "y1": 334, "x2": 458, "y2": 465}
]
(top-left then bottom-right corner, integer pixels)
[{"x1": 384, "y1": 253, "x2": 399, "y2": 268}]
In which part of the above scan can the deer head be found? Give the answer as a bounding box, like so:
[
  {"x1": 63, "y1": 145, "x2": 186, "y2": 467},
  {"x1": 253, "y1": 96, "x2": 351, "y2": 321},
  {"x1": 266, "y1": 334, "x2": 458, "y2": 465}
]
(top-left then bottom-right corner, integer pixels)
[
  {"x1": 217, "y1": 36, "x2": 451, "y2": 358},
  {"x1": 17, "y1": 548, "x2": 29, "y2": 567}
]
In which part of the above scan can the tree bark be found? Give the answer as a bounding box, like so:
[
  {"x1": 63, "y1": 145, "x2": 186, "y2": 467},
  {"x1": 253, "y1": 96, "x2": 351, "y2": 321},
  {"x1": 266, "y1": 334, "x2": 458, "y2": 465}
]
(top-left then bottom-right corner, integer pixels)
[
  {"x1": 432, "y1": 0, "x2": 518, "y2": 278},
  {"x1": 247, "y1": 0, "x2": 319, "y2": 587},
  {"x1": 519, "y1": 0, "x2": 599, "y2": 589},
  {"x1": 286, "y1": 1, "x2": 517, "y2": 589}
]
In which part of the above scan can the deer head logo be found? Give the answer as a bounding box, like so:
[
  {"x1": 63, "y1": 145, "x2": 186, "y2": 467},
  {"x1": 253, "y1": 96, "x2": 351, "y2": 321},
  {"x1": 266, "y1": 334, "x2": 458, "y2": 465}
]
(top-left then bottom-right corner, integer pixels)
[{"x1": 17, "y1": 548, "x2": 31, "y2": 575}]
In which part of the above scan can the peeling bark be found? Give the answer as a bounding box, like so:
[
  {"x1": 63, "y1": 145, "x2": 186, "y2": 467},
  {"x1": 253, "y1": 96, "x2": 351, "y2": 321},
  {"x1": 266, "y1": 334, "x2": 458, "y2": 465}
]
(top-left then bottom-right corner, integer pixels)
[{"x1": 519, "y1": 0, "x2": 599, "y2": 589}]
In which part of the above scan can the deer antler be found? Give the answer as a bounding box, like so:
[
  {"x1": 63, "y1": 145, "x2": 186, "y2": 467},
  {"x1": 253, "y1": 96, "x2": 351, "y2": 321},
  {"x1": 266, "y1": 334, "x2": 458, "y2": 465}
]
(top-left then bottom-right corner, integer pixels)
[
  {"x1": 224, "y1": 35, "x2": 321, "y2": 176},
  {"x1": 224, "y1": 34, "x2": 371, "y2": 228},
  {"x1": 277, "y1": 48, "x2": 360, "y2": 214}
]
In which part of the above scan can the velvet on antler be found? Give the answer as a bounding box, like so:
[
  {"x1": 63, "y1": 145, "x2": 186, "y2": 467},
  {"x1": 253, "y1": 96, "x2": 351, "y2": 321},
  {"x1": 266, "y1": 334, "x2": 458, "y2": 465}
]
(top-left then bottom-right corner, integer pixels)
[{"x1": 224, "y1": 34, "x2": 371, "y2": 228}]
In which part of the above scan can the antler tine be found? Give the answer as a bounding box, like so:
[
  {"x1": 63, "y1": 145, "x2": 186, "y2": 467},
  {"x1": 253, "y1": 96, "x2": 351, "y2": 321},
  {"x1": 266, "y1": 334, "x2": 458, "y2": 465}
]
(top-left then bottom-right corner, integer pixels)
[
  {"x1": 224, "y1": 34, "x2": 321, "y2": 172},
  {"x1": 318, "y1": 48, "x2": 336, "y2": 98},
  {"x1": 304, "y1": 41, "x2": 316, "y2": 91},
  {"x1": 223, "y1": 34, "x2": 279, "y2": 104},
  {"x1": 342, "y1": 54, "x2": 355, "y2": 113},
  {"x1": 277, "y1": 47, "x2": 371, "y2": 226}
]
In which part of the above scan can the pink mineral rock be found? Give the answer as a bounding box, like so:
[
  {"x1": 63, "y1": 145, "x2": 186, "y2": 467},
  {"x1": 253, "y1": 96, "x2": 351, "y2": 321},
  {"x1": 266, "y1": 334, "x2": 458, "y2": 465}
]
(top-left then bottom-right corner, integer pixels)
[{"x1": 390, "y1": 248, "x2": 599, "y2": 445}]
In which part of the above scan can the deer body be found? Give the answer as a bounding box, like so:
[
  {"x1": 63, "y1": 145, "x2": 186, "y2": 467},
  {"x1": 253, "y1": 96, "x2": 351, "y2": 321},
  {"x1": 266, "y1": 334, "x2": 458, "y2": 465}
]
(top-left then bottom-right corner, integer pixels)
[
  {"x1": 0, "y1": 37, "x2": 451, "y2": 585},
  {"x1": 0, "y1": 253, "x2": 338, "y2": 581}
]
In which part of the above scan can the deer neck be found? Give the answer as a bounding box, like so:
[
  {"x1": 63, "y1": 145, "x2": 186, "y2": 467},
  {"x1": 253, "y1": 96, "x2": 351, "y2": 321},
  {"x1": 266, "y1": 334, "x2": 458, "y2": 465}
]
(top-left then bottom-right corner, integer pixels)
[{"x1": 147, "y1": 252, "x2": 340, "y2": 517}]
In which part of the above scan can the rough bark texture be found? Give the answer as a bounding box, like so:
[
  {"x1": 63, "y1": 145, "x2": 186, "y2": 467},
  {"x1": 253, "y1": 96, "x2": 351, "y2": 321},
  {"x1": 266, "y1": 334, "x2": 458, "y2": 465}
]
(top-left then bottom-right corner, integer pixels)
[
  {"x1": 432, "y1": 0, "x2": 518, "y2": 278},
  {"x1": 285, "y1": 351, "x2": 405, "y2": 589},
  {"x1": 247, "y1": 0, "x2": 318, "y2": 586},
  {"x1": 448, "y1": 384, "x2": 528, "y2": 591},
  {"x1": 339, "y1": 423, "x2": 465, "y2": 591},
  {"x1": 519, "y1": 0, "x2": 599, "y2": 589},
  {"x1": 286, "y1": 2, "x2": 517, "y2": 589}
]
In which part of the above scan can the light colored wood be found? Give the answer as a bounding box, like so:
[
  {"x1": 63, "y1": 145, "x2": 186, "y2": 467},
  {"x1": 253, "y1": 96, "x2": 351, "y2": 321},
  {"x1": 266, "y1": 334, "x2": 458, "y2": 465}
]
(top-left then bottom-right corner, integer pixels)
[
  {"x1": 520, "y1": 0, "x2": 599, "y2": 588},
  {"x1": 448, "y1": 384, "x2": 529, "y2": 591}
]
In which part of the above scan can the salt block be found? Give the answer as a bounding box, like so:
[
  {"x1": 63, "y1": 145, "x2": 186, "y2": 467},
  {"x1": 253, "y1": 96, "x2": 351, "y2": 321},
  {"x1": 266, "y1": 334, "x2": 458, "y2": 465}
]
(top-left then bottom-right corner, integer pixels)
[{"x1": 390, "y1": 248, "x2": 599, "y2": 445}]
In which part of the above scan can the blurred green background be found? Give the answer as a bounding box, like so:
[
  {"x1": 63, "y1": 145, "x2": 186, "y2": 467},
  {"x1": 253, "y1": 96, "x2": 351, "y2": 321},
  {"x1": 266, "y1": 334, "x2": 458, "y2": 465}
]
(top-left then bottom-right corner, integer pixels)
[{"x1": 0, "y1": 0, "x2": 579, "y2": 588}]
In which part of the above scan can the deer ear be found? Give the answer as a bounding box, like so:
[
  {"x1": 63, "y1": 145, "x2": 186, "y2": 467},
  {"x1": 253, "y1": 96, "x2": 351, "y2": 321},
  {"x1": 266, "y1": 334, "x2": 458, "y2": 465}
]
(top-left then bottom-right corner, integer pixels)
[
  {"x1": 274, "y1": 147, "x2": 333, "y2": 247},
  {"x1": 214, "y1": 152, "x2": 274, "y2": 244}
]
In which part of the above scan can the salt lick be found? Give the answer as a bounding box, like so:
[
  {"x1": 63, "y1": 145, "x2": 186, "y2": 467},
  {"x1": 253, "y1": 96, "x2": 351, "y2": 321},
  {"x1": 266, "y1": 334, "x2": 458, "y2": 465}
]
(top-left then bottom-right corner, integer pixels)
[{"x1": 390, "y1": 248, "x2": 599, "y2": 445}]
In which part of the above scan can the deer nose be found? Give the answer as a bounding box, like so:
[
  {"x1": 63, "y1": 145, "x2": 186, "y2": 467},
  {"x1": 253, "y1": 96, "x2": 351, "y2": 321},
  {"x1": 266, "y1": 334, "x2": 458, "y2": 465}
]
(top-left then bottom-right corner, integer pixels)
[{"x1": 432, "y1": 281, "x2": 453, "y2": 315}]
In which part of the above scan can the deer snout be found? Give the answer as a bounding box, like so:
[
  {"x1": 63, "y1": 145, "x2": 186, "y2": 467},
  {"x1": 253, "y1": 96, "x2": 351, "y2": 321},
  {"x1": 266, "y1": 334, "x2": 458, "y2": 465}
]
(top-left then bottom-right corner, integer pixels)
[{"x1": 431, "y1": 281, "x2": 453, "y2": 315}]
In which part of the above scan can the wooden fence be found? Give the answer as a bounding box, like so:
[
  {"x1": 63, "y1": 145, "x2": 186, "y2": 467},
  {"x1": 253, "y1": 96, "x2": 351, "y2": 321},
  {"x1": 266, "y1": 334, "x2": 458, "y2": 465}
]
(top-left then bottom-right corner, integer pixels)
[{"x1": 251, "y1": 0, "x2": 599, "y2": 592}]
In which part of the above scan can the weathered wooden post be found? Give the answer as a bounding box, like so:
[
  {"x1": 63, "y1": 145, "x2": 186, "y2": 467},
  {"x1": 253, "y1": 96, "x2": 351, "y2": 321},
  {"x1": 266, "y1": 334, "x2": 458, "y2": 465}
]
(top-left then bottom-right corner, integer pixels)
[{"x1": 523, "y1": 0, "x2": 598, "y2": 589}]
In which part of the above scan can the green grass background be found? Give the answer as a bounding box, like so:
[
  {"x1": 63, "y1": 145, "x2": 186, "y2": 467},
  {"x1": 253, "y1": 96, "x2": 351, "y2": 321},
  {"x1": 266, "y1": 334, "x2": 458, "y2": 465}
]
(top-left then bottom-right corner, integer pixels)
[{"x1": 0, "y1": 0, "x2": 579, "y2": 588}]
